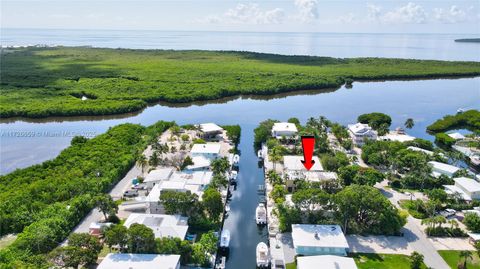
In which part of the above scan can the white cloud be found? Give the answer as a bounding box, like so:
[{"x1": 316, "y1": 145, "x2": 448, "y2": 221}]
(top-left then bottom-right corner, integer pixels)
[
  {"x1": 382, "y1": 2, "x2": 427, "y2": 24},
  {"x1": 294, "y1": 0, "x2": 319, "y2": 22},
  {"x1": 338, "y1": 13, "x2": 356, "y2": 24},
  {"x1": 200, "y1": 3, "x2": 285, "y2": 24},
  {"x1": 366, "y1": 3, "x2": 382, "y2": 22},
  {"x1": 433, "y1": 5, "x2": 467, "y2": 23}
]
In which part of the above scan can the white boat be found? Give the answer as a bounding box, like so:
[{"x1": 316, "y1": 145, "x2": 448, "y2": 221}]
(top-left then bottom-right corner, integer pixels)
[
  {"x1": 457, "y1": 108, "x2": 465, "y2": 113},
  {"x1": 220, "y1": 229, "x2": 230, "y2": 249},
  {"x1": 233, "y1": 154, "x2": 240, "y2": 165},
  {"x1": 255, "y1": 203, "x2": 267, "y2": 225},
  {"x1": 225, "y1": 204, "x2": 231, "y2": 212},
  {"x1": 230, "y1": 170, "x2": 238, "y2": 181},
  {"x1": 257, "y1": 150, "x2": 263, "y2": 160},
  {"x1": 256, "y1": 242, "x2": 270, "y2": 268}
]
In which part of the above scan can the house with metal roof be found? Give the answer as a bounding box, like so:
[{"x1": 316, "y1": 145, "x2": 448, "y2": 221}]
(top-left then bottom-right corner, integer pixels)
[
  {"x1": 98, "y1": 254, "x2": 180, "y2": 269},
  {"x1": 292, "y1": 224, "x2": 350, "y2": 256}
]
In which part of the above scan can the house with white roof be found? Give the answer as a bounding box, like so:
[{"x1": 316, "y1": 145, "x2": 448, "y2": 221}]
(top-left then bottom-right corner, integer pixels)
[
  {"x1": 348, "y1": 123, "x2": 377, "y2": 146},
  {"x1": 271, "y1": 122, "x2": 298, "y2": 139},
  {"x1": 292, "y1": 224, "x2": 350, "y2": 256},
  {"x1": 185, "y1": 156, "x2": 211, "y2": 171},
  {"x1": 378, "y1": 128, "x2": 415, "y2": 143},
  {"x1": 124, "y1": 213, "x2": 188, "y2": 239},
  {"x1": 283, "y1": 155, "x2": 324, "y2": 191},
  {"x1": 144, "y1": 167, "x2": 175, "y2": 189},
  {"x1": 146, "y1": 171, "x2": 213, "y2": 214},
  {"x1": 190, "y1": 143, "x2": 221, "y2": 160},
  {"x1": 444, "y1": 177, "x2": 480, "y2": 201},
  {"x1": 297, "y1": 255, "x2": 358, "y2": 269},
  {"x1": 98, "y1": 253, "x2": 180, "y2": 269},
  {"x1": 199, "y1": 123, "x2": 224, "y2": 139},
  {"x1": 407, "y1": 146, "x2": 434, "y2": 156},
  {"x1": 448, "y1": 132, "x2": 466, "y2": 140},
  {"x1": 428, "y1": 161, "x2": 460, "y2": 177}
]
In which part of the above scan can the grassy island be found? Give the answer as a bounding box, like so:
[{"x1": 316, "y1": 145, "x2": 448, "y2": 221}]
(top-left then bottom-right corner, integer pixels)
[
  {"x1": 427, "y1": 110, "x2": 480, "y2": 133},
  {"x1": 1, "y1": 47, "x2": 480, "y2": 118}
]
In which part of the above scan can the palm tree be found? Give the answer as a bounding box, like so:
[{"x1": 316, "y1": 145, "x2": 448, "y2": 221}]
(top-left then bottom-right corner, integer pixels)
[
  {"x1": 449, "y1": 219, "x2": 459, "y2": 230},
  {"x1": 405, "y1": 118, "x2": 415, "y2": 129},
  {"x1": 459, "y1": 250, "x2": 472, "y2": 269},
  {"x1": 270, "y1": 146, "x2": 283, "y2": 171},
  {"x1": 137, "y1": 154, "x2": 148, "y2": 174}
]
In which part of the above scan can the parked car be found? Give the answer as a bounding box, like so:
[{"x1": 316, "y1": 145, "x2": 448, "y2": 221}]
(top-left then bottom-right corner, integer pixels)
[
  {"x1": 132, "y1": 183, "x2": 146, "y2": 190},
  {"x1": 123, "y1": 189, "x2": 138, "y2": 198}
]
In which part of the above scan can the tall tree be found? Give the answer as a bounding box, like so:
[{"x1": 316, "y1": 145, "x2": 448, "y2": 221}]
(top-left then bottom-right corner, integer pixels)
[
  {"x1": 202, "y1": 188, "x2": 223, "y2": 221},
  {"x1": 96, "y1": 194, "x2": 118, "y2": 221},
  {"x1": 405, "y1": 118, "x2": 415, "y2": 129},
  {"x1": 459, "y1": 250, "x2": 473, "y2": 269},
  {"x1": 127, "y1": 224, "x2": 156, "y2": 254},
  {"x1": 410, "y1": 251, "x2": 424, "y2": 269},
  {"x1": 104, "y1": 224, "x2": 128, "y2": 251},
  {"x1": 137, "y1": 154, "x2": 148, "y2": 173}
]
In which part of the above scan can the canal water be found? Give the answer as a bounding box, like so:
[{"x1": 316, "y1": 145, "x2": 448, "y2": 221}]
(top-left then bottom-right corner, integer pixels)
[{"x1": 222, "y1": 124, "x2": 268, "y2": 269}]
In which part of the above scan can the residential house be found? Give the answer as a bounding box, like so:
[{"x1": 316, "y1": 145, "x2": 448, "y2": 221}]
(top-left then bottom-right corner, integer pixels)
[
  {"x1": 428, "y1": 161, "x2": 460, "y2": 177},
  {"x1": 297, "y1": 255, "x2": 358, "y2": 269},
  {"x1": 378, "y1": 127, "x2": 415, "y2": 143},
  {"x1": 190, "y1": 143, "x2": 221, "y2": 160},
  {"x1": 271, "y1": 122, "x2": 298, "y2": 139},
  {"x1": 292, "y1": 224, "x2": 350, "y2": 256},
  {"x1": 347, "y1": 123, "x2": 377, "y2": 146},
  {"x1": 444, "y1": 177, "x2": 480, "y2": 201},
  {"x1": 283, "y1": 155, "x2": 324, "y2": 191},
  {"x1": 124, "y1": 213, "x2": 188, "y2": 239},
  {"x1": 144, "y1": 167, "x2": 175, "y2": 189},
  {"x1": 97, "y1": 253, "x2": 180, "y2": 269},
  {"x1": 199, "y1": 123, "x2": 224, "y2": 139}
]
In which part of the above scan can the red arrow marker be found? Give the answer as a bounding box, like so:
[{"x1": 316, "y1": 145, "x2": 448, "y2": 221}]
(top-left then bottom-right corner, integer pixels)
[{"x1": 301, "y1": 135, "x2": 315, "y2": 170}]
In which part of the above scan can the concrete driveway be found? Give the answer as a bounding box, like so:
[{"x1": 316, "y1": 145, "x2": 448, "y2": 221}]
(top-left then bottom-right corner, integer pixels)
[{"x1": 347, "y1": 235, "x2": 412, "y2": 255}]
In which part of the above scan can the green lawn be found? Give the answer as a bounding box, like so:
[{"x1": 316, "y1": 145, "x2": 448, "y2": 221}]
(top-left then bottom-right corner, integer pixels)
[
  {"x1": 1, "y1": 47, "x2": 479, "y2": 118},
  {"x1": 286, "y1": 262, "x2": 296, "y2": 269},
  {"x1": 438, "y1": 250, "x2": 480, "y2": 269},
  {"x1": 352, "y1": 253, "x2": 427, "y2": 269}
]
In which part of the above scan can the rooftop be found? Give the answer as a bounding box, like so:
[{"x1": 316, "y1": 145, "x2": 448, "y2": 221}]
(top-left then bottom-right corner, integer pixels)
[
  {"x1": 444, "y1": 185, "x2": 471, "y2": 201},
  {"x1": 297, "y1": 255, "x2": 358, "y2": 269},
  {"x1": 124, "y1": 213, "x2": 188, "y2": 239},
  {"x1": 272, "y1": 122, "x2": 298, "y2": 133},
  {"x1": 283, "y1": 155, "x2": 323, "y2": 171},
  {"x1": 455, "y1": 177, "x2": 480, "y2": 192},
  {"x1": 292, "y1": 224, "x2": 349, "y2": 249},
  {"x1": 190, "y1": 143, "x2": 221, "y2": 154},
  {"x1": 428, "y1": 161, "x2": 461, "y2": 174},
  {"x1": 170, "y1": 171, "x2": 213, "y2": 186},
  {"x1": 379, "y1": 132, "x2": 415, "y2": 142},
  {"x1": 448, "y1": 132, "x2": 466, "y2": 140},
  {"x1": 348, "y1": 123, "x2": 374, "y2": 135},
  {"x1": 186, "y1": 155, "x2": 211, "y2": 170},
  {"x1": 144, "y1": 167, "x2": 175, "y2": 183},
  {"x1": 407, "y1": 146, "x2": 434, "y2": 156},
  {"x1": 199, "y1": 123, "x2": 223, "y2": 133},
  {"x1": 98, "y1": 253, "x2": 180, "y2": 269}
]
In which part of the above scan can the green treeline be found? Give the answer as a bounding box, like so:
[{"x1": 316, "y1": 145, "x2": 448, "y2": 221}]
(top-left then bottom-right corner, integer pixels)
[
  {"x1": 1, "y1": 47, "x2": 480, "y2": 118},
  {"x1": 0, "y1": 121, "x2": 174, "y2": 267},
  {"x1": 427, "y1": 109, "x2": 480, "y2": 133}
]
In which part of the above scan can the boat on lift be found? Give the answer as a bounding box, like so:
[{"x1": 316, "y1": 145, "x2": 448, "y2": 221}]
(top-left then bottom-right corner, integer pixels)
[
  {"x1": 219, "y1": 229, "x2": 230, "y2": 249},
  {"x1": 256, "y1": 242, "x2": 270, "y2": 268},
  {"x1": 255, "y1": 203, "x2": 267, "y2": 225},
  {"x1": 230, "y1": 170, "x2": 238, "y2": 181},
  {"x1": 225, "y1": 204, "x2": 231, "y2": 213},
  {"x1": 233, "y1": 154, "x2": 240, "y2": 166},
  {"x1": 257, "y1": 150, "x2": 263, "y2": 160}
]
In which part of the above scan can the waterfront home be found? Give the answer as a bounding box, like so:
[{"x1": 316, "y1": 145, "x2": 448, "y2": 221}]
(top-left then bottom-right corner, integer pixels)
[
  {"x1": 448, "y1": 132, "x2": 466, "y2": 140},
  {"x1": 444, "y1": 177, "x2": 480, "y2": 201},
  {"x1": 144, "y1": 167, "x2": 175, "y2": 189},
  {"x1": 124, "y1": 213, "x2": 188, "y2": 239},
  {"x1": 190, "y1": 143, "x2": 221, "y2": 160},
  {"x1": 98, "y1": 253, "x2": 180, "y2": 269},
  {"x1": 185, "y1": 156, "x2": 211, "y2": 171},
  {"x1": 407, "y1": 146, "x2": 434, "y2": 156},
  {"x1": 378, "y1": 128, "x2": 415, "y2": 143},
  {"x1": 88, "y1": 222, "x2": 112, "y2": 237},
  {"x1": 291, "y1": 224, "x2": 350, "y2": 256},
  {"x1": 297, "y1": 255, "x2": 358, "y2": 269},
  {"x1": 428, "y1": 161, "x2": 460, "y2": 177},
  {"x1": 146, "y1": 171, "x2": 213, "y2": 213},
  {"x1": 283, "y1": 155, "x2": 324, "y2": 191},
  {"x1": 347, "y1": 123, "x2": 377, "y2": 146},
  {"x1": 271, "y1": 122, "x2": 298, "y2": 139},
  {"x1": 199, "y1": 123, "x2": 224, "y2": 139}
]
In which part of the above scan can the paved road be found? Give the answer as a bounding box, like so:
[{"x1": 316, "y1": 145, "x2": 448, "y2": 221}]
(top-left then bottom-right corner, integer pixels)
[
  {"x1": 71, "y1": 165, "x2": 142, "y2": 234},
  {"x1": 379, "y1": 184, "x2": 450, "y2": 269}
]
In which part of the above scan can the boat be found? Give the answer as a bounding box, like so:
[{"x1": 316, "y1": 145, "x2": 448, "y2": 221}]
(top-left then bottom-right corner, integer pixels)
[
  {"x1": 457, "y1": 108, "x2": 465, "y2": 113},
  {"x1": 225, "y1": 204, "x2": 231, "y2": 212},
  {"x1": 256, "y1": 242, "x2": 270, "y2": 268},
  {"x1": 219, "y1": 229, "x2": 230, "y2": 249},
  {"x1": 255, "y1": 203, "x2": 267, "y2": 225},
  {"x1": 257, "y1": 150, "x2": 263, "y2": 160},
  {"x1": 233, "y1": 154, "x2": 240, "y2": 165},
  {"x1": 216, "y1": 256, "x2": 226, "y2": 269},
  {"x1": 230, "y1": 170, "x2": 238, "y2": 181}
]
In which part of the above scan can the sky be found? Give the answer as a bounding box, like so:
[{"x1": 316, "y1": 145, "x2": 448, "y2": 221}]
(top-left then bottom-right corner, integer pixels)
[{"x1": 1, "y1": 0, "x2": 479, "y2": 33}]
